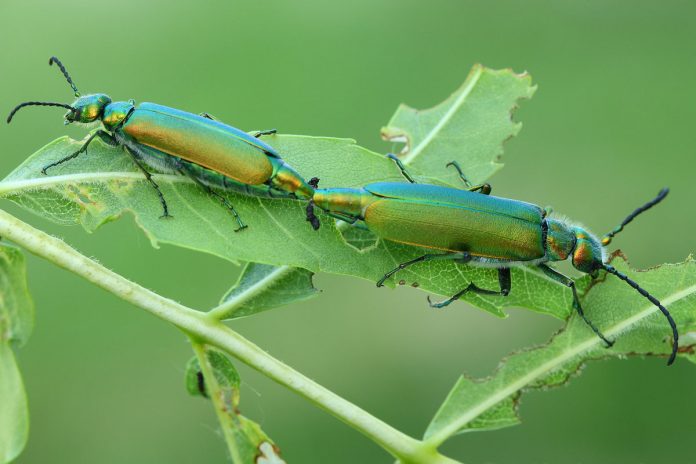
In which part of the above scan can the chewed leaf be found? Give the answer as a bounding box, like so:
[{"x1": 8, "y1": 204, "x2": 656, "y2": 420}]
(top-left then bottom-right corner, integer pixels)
[
  {"x1": 215, "y1": 263, "x2": 318, "y2": 320},
  {"x1": 186, "y1": 348, "x2": 285, "y2": 464},
  {"x1": 382, "y1": 65, "x2": 535, "y2": 186},
  {"x1": 0, "y1": 244, "x2": 34, "y2": 463},
  {"x1": 0, "y1": 66, "x2": 567, "y2": 320},
  {"x1": 425, "y1": 256, "x2": 696, "y2": 445}
]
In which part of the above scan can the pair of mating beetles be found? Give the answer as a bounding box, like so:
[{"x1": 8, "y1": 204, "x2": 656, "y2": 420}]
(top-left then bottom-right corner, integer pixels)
[{"x1": 8, "y1": 57, "x2": 679, "y2": 365}]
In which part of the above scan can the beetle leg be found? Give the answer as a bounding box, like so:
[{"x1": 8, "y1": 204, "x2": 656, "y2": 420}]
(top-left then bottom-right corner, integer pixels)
[
  {"x1": 178, "y1": 164, "x2": 247, "y2": 232},
  {"x1": 41, "y1": 130, "x2": 115, "y2": 175},
  {"x1": 377, "y1": 252, "x2": 470, "y2": 287},
  {"x1": 446, "y1": 161, "x2": 492, "y2": 194},
  {"x1": 199, "y1": 113, "x2": 276, "y2": 139},
  {"x1": 386, "y1": 153, "x2": 416, "y2": 183},
  {"x1": 253, "y1": 129, "x2": 277, "y2": 138},
  {"x1": 428, "y1": 268, "x2": 512, "y2": 308},
  {"x1": 537, "y1": 264, "x2": 614, "y2": 347},
  {"x1": 123, "y1": 147, "x2": 172, "y2": 219}
]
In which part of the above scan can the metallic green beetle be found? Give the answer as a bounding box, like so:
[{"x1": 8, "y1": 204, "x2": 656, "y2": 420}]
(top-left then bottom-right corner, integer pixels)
[
  {"x1": 7, "y1": 57, "x2": 315, "y2": 231},
  {"x1": 305, "y1": 161, "x2": 678, "y2": 365}
]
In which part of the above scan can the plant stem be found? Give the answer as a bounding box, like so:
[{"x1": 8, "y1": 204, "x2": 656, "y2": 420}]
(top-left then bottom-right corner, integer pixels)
[
  {"x1": 0, "y1": 208, "x2": 458, "y2": 464},
  {"x1": 190, "y1": 340, "x2": 247, "y2": 463}
]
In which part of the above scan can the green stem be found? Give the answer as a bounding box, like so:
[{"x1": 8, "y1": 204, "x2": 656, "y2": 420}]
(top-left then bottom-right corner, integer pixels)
[
  {"x1": 190, "y1": 340, "x2": 246, "y2": 463},
  {"x1": 0, "y1": 208, "x2": 458, "y2": 464}
]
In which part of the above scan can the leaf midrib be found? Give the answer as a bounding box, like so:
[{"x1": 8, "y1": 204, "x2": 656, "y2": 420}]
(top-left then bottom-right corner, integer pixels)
[
  {"x1": 0, "y1": 172, "x2": 194, "y2": 196},
  {"x1": 426, "y1": 282, "x2": 696, "y2": 445},
  {"x1": 402, "y1": 66, "x2": 483, "y2": 164}
]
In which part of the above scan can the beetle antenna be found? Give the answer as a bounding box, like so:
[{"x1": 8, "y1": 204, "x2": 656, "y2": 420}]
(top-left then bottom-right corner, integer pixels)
[
  {"x1": 602, "y1": 264, "x2": 678, "y2": 365},
  {"x1": 602, "y1": 188, "x2": 669, "y2": 246},
  {"x1": 48, "y1": 56, "x2": 80, "y2": 97},
  {"x1": 7, "y1": 101, "x2": 75, "y2": 123}
]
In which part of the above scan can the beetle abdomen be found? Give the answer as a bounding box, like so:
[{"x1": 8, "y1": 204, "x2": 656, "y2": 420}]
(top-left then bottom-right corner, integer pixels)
[{"x1": 122, "y1": 103, "x2": 274, "y2": 185}]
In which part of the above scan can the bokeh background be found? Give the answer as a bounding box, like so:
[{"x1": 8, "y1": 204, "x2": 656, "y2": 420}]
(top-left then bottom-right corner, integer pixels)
[{"x1": 1, "y1": 1, "x2": 695, "y2": 463}]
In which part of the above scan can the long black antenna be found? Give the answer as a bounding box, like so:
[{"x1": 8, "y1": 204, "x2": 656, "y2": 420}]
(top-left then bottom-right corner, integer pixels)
[
  {"x1": 602, "y1": 188, "x2": 669, "y2": 246},
  {"x1": 603, "y1": 264, "x2": 678, "y2": 365},
  {"x1": 48, "y1": 56, "x2": 80, "y2": 97},
  {"x1": 7, "y1": 101, "x2": 75, "y2": 123}
]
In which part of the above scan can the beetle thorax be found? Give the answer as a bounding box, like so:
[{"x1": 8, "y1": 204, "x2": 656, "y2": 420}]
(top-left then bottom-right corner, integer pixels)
[
  {"x1": 544, "y1": 218, "x2": 604, "y2": 273},
  {"x1": 102, "y1": 101, "x2": 135, "y2": 130}
]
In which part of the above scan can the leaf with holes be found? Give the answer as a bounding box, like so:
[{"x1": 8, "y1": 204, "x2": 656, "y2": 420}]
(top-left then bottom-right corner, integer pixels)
[
  {"x1": 382, "y1": 65, "x2": 536, "y2": 186},
  {"x1": 424, "y1": 256, "x2": 696, "y2": 446},
  {"x1": 0, "y1": 66, "x2": 565, "y2": 320}
]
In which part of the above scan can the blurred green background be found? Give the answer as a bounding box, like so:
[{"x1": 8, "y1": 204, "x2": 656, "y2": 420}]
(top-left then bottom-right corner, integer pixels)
[{"x1": 1, "y1": 1, "x2": 695, "y2": 462}]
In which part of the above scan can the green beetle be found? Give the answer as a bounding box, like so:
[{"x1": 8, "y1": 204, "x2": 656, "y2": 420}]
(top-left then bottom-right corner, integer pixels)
[
  {"x1": 305, "y1": 161, "x2": 678, "y2": 365},
  {"x1": 7, "y1": 57, "x2": 315, "y2": 231}
]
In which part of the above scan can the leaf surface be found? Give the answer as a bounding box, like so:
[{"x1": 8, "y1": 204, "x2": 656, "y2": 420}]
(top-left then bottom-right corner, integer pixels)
[
  {"x1": 381, "y1": 65, "x2": 536, "y2": 186},
  {"x1": 0, "y1": 66, "x2": 552, "y2": 319},
  {"x1": 0, "y1": 244, "x2": 34, "y2": 463},
  {"x1": 215, "y1": 263, "x2": 318, "y2": 320},
  {"x1": 425, "y1": 256, "x2": 696, "y2": 445}
]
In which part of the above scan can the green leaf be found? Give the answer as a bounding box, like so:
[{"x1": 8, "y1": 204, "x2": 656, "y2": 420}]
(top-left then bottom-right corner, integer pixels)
[
  {"x1": 0, "y1": 244, "x2": 34, "y2": 347},
  {"x1": 214, "y1": 263, "x2": 318, "y2": 320},
  {"x1": 0, "y1": 66, "x2": 554, "y2": 319},
  {"x1": 186, "y1": 348, "x2": 285, "y2": 464},
  {"x1": 424, "y1": 256, "x2": 696, "y2": 445},
  {"x1": 0, "y1": 344, "x2": 28, "y2": 464},
  {"x1": 381, "y1": 65, "x2": 536, "y2": 186},
  {"x1": 0, "y1": 244, "x2": 34, "y2": 463}
]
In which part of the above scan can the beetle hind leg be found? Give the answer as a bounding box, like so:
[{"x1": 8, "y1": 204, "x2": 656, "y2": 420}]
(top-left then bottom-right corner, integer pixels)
[
  {"x1": 253, "y1": 129, "x2": 277, "y2": 138},
  {"x1": 377, "y1": 251, "x2": 471, "y2": 287},
  {"x1": 199, "y1": 113, "x2": 276, "y2": 139},
  {"x1": 386, "y1": 153, "x2": 416, "y2": 183},
  {"x1": 446, "y1": 161, "x2": 492, "y2": 194},
  {"x1": 428, "y1": 268, "x2": 511, "y2": 308}
]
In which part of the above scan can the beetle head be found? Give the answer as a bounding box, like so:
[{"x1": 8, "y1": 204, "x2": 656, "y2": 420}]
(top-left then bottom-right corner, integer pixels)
[
  {"x1": 65, "y1": 93, "x2": 112, "y2": 124},
  {"x1": 570, "y1": 226, "x2": 604, "y2": 275}
]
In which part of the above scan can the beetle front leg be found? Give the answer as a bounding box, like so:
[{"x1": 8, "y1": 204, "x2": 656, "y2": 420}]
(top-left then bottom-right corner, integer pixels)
[
  {"x1": 123, "y1": 147, "x2": 172, "y2": 219},
  {"x1": 178, "y1": 164, "x2": 247, "y2": 232},
  {"x1": 377, "y1": 251, "x2": 471, "y2": 287},
  {"x1": 428, "y1": 267, "x2": 511, "y2": 308},
  {"x1": 42, "y1": 130, "x2": 116, "y2": 175},
  {"x1": 537, "y1": 264, "x2": 614, "y2": 347},
  {"x1": 446, "y1": 161, "x2": 492, "y2": 194}
]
